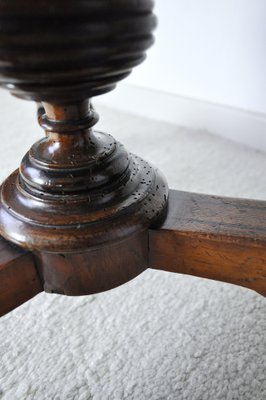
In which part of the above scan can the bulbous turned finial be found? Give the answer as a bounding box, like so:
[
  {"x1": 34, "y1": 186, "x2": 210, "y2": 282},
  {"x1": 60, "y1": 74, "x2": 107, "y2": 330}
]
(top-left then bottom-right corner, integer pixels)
[{"x1": 0, "y1": 0, "x2": 156, "y2": 101}]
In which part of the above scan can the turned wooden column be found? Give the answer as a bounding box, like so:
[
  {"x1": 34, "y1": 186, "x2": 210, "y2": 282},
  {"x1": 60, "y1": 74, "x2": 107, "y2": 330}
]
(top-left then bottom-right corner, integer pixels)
[
  {"x1": 0, "y1": 1, "x2": 265, "y2": 317},
  {"x1": 0, "y1": 0, "x2": 168, "y2": 295}
]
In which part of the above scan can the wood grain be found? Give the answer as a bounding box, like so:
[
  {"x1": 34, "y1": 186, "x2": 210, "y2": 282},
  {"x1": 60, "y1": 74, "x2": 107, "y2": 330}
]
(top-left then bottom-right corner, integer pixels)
[
  {"x1": 149, "y1": 190, "x2": 266, "y2": 296},
  {"x1": 35, "y1": 231, "x2": 148, "y2": 296},
  {"x1": 0, "y1": 237, "x2": 42, "y2": 317}
]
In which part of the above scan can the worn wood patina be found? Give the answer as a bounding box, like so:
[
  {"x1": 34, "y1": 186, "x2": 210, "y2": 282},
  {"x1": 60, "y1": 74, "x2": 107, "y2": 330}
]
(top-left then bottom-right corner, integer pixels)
[{"x1": 0, "y1": 1, "x2": 265, "y2": 317}]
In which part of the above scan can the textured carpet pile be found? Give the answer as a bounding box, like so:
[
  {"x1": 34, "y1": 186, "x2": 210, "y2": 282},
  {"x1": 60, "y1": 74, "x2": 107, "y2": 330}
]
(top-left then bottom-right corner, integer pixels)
[{"x1": 0, "y1": 92, "x2": 265, "y2": 399}]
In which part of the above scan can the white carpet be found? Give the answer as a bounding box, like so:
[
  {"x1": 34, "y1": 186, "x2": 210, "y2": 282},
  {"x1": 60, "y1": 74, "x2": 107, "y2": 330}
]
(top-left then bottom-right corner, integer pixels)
[{"x1": 0, "y1": 92, "x2": 265, "y2": 400}]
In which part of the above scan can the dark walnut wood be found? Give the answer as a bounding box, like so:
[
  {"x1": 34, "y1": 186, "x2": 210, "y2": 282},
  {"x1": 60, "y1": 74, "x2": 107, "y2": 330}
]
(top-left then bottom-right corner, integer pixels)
[
  {"x1": 34, "y1": 231, "x2": 148, "y2": 296},
  {"x1": 0, "y1": 101, "x2": 168, "y2": 253},
  {"x1": 23, "y1": 189, "x2": 266, "y2": 298},
  {"x1": 0, "y1": 237, "x2": 42, "y2": 317},
  {"x1": 0, "y1": 1, "x2": 265, "y2": 316},
  {"x1": 149, "y1": 190, "x2": 266, "y2": 297},
  {"x1": 0, "y1": 100, "x2": 167, "y2": 292},
  {"x1": 0, "y1": 0, "x2": 156, "y2": 101},
  {"x1": 0, "y1": 0, "x2": 168, "y2": 295},
  {"x1": 2, "y1": 187, "x2": 266, "y2": 315}
]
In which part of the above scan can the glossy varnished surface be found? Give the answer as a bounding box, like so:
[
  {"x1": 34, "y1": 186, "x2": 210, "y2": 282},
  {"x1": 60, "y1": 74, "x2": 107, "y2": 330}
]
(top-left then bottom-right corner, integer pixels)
[
  {"x1": 1, "y1": 187, "x2": 266, "y2": 311},
  {"x1": 0, "y1": 0, "x2": 156, "y2": 101},
  {"x1": 0, "y1": 1, "x2": 167, "y2": 290},
  {"x1": 0, "y1": 0, "x2": 265, "y2": 317},
  {"x1": 149, "y1": 190, "x2": 266, "y2": 296},
  {"x1": 0, "y1": 102, "x2": 168, "y2": 252}
]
